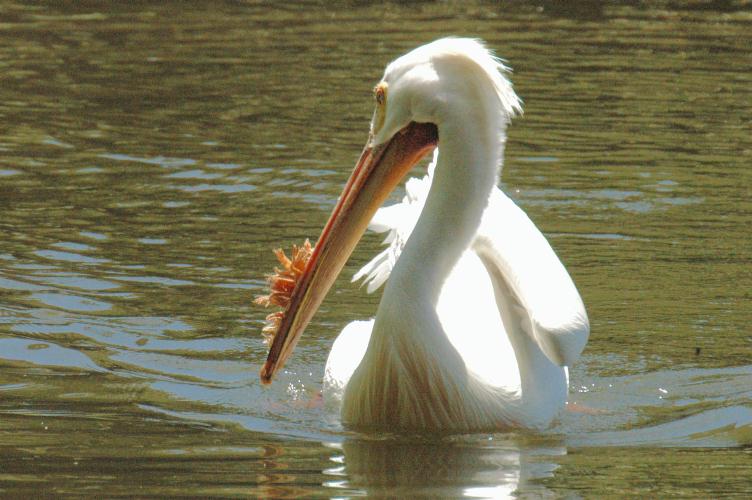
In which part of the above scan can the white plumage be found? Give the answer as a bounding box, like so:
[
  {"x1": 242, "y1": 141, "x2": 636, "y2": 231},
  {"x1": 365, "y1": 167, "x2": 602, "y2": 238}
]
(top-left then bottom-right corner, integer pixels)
[
  {"x1": 263, "y1": 38, "x2": 589, "y2": 432},
  {"x1": 352, "y1": 149, "x2": 439, "y2": 293},
  {"x1": 324, "y1": 157, "x2": 589, "y2": 430}
]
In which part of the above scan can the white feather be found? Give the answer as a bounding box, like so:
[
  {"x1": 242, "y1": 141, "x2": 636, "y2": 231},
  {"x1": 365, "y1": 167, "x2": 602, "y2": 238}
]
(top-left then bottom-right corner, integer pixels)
[
  {"x1": 353, "y1": 149, "x2": 438, "y2": 293},
  {"x1": 323, "y1": 38, "x2": 589, "y2": 432}
]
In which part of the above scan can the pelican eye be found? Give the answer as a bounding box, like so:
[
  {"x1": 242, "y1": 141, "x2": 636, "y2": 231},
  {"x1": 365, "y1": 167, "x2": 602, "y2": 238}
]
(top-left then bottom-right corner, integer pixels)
[
  {"x1": 372, "y1": 82, "x2": 388, "y2": 134},
  {"x1": 374, "y1": 83, "x2": 387, "y2": 106}
]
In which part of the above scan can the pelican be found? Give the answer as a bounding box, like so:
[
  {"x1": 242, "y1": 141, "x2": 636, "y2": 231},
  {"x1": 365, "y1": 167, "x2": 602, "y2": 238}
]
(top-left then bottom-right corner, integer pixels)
[{"x1": 260, "y1": 38, "x2": 589, "y2": 432}]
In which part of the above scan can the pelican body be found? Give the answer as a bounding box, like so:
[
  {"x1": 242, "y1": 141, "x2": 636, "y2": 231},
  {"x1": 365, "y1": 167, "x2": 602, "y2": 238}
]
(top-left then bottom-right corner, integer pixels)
[{"x1": 261, "y1": 38, "x2": 589, "y2": 432}]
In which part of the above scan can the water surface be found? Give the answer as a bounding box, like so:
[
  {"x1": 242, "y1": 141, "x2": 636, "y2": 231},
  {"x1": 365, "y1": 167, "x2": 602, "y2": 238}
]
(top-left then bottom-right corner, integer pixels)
[{"x1": 1, "y1": 1, "x2": 751, "y2": 497}]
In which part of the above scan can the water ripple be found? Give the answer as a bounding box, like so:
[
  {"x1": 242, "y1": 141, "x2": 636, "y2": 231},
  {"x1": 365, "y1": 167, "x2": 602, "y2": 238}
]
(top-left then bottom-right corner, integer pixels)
[
  {"x1": 30, "y1": 292, "x2": 112, "y2": 312},
  {"x1": 34, "y1": 250, "x2": 110, "y2": 265}
]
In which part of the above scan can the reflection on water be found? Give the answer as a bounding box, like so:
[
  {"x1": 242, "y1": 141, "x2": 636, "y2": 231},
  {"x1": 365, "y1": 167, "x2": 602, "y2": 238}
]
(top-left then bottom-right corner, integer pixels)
[
  {"x1": 1, "y1": 0, "x2": 751, "y2": 497},
  {"x1": 330, "y1": 437, "x2": 564, "y2": 498}
]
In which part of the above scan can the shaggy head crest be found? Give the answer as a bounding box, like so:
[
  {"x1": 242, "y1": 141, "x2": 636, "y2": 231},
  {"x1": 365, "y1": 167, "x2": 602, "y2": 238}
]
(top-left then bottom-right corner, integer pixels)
[{"x1": 386, "y1": 37, "x2": 523, "y2": 120}]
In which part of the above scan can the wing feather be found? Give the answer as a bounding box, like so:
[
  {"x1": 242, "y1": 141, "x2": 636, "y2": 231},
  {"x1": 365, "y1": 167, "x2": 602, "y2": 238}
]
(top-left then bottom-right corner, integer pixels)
[
  {"x1": 353, "y1": 147, "x2": 588, "y2": 367},
  {"x1": 473, "y1": 188, "x2": 589, "y2": 367}
]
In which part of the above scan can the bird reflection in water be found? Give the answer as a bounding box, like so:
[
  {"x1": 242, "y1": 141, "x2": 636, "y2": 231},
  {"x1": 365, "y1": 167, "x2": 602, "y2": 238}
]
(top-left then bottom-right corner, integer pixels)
[{"x1": 324, "y1": 437, "x2": 565, "y2": 497}]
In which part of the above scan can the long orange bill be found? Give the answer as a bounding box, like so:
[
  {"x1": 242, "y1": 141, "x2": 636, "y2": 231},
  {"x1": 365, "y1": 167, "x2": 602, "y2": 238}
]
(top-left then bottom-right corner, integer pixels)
[{"x1": 260, "y1": 121, "x2": 438, "y2": 384}]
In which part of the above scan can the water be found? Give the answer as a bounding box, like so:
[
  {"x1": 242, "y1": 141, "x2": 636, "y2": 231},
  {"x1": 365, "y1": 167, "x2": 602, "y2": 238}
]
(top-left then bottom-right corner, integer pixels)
[{"x1": 1, "y1": 1, "x2": 751, "y2": 496}]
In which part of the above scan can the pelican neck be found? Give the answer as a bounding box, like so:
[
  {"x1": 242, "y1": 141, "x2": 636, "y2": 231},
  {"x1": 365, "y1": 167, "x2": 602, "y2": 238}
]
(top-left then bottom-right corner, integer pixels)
[{"x1": 385, "y1": 114, "x2": 504, "y2": 306}]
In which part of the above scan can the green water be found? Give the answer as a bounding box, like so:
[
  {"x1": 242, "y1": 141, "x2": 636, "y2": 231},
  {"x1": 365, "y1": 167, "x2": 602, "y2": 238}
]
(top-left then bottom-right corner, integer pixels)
[{"x1": 1, "y1": 1, "x2": 751, "y2": 496}]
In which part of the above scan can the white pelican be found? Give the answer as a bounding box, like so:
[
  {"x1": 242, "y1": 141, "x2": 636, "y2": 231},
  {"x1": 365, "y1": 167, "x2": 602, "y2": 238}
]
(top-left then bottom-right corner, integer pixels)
[{"x1": 260, "y1": 38, "x2": 589, "y2": 432}]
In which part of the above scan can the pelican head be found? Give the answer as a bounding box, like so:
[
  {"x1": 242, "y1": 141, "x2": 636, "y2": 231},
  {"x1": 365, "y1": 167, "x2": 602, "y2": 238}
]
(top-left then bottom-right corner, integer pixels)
[
  {"x1": 371, "y1": 38, "x2": 521, "y2": 148},
  {"x1": 261, "y1": 38, "x2": 521, "y2": 383}
]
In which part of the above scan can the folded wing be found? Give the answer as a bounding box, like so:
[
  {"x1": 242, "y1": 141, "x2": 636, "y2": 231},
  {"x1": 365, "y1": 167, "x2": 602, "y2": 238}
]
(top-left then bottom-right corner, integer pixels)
[
  {"x1": 473, "y1": 188, "x2": 589, "y2": 367},
  {"x1": 354, "y1": 152, "x2": 589, "y2": 368}
]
